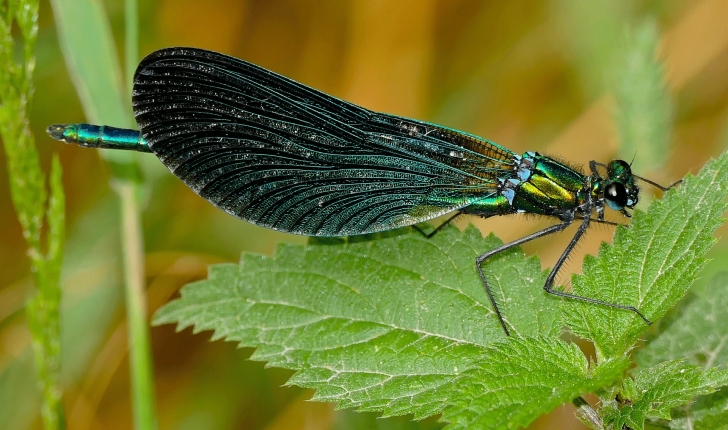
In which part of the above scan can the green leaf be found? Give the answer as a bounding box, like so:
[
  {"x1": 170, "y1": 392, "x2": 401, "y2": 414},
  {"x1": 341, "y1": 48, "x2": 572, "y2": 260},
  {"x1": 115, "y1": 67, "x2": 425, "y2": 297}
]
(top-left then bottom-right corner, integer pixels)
[
  {"x1": 442, "y1": 338, "x2": 628, "y2": 430},
  {"x1": 681, "y1": 388, "x2": 728, "y2": 430},
  {"x1": 692, "y1": 392, "x2": 728, "y2": 430},
  {"x1": 637, "y1": 271, "x2": 728, "y2": 370},
  {"x1": 154, "y1": 225, "x2": 580, "y2": 425},
  {"x1": 634, "y1": 272, "x2": 728, "y2": 429},
  {"x1": 602, "y1": 360, "x2": 728, "y2": 430},
  {"x1": 332, "y1": 408, "x2": 443, "y2": 430},
  {"x1": 564, "y1": 151, "x2": 728, "y2": 359}
]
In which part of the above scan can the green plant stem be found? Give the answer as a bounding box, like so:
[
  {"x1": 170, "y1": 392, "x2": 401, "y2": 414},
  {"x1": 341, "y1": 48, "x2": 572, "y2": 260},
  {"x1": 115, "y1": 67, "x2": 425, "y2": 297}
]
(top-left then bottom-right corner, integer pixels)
[
  {"x1": 47, "y1": 0, "x2": 157, "y2": 426},
  {"x1": 573, "y1": 396, "x2": 603, "y2": 430},
  {"x1": 115, "y1": 180, "x2": 157, "y2": 430},
  {"x1": 117, "y1": 0, "x2": 157, "y2": 429}
]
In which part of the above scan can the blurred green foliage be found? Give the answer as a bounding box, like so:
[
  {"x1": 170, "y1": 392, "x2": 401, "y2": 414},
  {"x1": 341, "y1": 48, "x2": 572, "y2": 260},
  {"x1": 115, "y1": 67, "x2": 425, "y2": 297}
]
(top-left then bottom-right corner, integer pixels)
[
  {"x1": 0, "y1": 0, "x2": 65, "y2": 428},
  {"x1": 613, "y1": 19, "x2": 673, "y2": 172}
]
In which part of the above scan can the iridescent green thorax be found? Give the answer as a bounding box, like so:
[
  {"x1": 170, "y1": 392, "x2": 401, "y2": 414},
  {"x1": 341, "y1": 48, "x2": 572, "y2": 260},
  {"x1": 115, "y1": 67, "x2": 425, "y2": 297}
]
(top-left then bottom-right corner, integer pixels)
[
  {"x1": 46, "y1": 124, "x2": 150, "y2": 153},
  {"x1": 464, "y1": 152, "x2": 591, "y2": 220},
  {"x1": 463, "y1": 152, "x2": 641, "y2": 224}
]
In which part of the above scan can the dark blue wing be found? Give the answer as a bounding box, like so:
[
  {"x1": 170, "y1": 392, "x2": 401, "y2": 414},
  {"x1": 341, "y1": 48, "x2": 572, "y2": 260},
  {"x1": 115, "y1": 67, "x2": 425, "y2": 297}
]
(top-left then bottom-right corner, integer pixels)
[{"x1": 132, "y1": 47, "x2": 517, "y2": 236}]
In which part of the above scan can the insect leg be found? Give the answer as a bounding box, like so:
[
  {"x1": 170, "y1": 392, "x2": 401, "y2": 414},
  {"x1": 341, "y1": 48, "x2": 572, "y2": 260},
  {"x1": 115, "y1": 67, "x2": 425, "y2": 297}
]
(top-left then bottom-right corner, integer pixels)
[
  {"x1": 476, "y1": 222, "x2": 571, "y2": 336},
  {"x1": 412, "y1": 212, "x2": 461, "y2": 238},
  {"x1": 574, "y1": 217, "x2": 624, "y2": 227},
  {"x1": 543, "y1": 215, "x2": 652, "y2": 326},
  {"x1": 589, "y1": 160, "x2": 603, "y2": 176},
  {"x1": 633, "y1": 175, "x2": 682, "y2": 191}
]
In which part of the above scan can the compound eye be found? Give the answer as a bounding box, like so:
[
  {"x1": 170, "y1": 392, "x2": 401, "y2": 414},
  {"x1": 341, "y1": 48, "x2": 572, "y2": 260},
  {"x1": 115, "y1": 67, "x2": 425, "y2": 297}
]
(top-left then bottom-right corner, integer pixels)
[
  {"x1": 607, "y1": 160, "x2": 632, "y2": 179},
  {"x1": 605, "y1": 182, "x2": 628, "y2": 210}
]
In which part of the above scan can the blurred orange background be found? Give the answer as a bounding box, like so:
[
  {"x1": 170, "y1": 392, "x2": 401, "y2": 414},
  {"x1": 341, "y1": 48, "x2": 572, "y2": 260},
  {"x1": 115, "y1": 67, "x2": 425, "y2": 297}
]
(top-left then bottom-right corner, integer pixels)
[{"x1": 2, "y1": 0, "x2": 728, "y2": 429}]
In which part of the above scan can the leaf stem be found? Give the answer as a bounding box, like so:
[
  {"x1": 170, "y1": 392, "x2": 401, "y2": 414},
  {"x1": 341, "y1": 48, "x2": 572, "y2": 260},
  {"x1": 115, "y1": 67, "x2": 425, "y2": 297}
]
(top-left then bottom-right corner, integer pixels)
[{"x1": 573, "y1": 396, "x2": 603, "y2": 430}]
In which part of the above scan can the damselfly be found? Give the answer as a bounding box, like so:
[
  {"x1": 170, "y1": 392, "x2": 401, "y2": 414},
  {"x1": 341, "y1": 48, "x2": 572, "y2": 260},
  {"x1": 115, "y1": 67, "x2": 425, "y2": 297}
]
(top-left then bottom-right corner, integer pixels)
[{"x1": 47, "y1": 47, "x2": 678, "y2": 336}]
